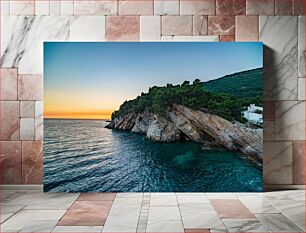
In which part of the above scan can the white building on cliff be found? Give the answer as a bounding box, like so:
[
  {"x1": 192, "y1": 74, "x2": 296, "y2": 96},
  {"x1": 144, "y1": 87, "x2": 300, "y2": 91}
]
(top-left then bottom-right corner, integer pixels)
[{"x1": 242, "y1": 104, "x2": 263, "y2": 125}]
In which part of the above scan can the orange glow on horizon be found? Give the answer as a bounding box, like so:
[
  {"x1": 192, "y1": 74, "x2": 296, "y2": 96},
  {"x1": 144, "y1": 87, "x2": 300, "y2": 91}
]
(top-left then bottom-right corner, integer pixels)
[
  {"x1": 44, "y1": 89, "x2": 129, "y2": 120},
  {"x1": 44, "y1": 110, "x2": 113, "y2": 120}
]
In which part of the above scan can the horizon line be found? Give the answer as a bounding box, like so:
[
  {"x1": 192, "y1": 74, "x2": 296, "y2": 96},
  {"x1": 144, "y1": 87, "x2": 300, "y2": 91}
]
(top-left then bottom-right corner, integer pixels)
[{"x1": 44, "y1": 118, "x2": 111, "y2": 121}]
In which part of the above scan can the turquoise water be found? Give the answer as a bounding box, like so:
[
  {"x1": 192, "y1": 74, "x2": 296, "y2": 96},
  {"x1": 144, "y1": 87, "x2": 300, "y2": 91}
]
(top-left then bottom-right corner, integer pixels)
[{"x1": 44, "y1": 119, "x2": 262, "y2": 192}]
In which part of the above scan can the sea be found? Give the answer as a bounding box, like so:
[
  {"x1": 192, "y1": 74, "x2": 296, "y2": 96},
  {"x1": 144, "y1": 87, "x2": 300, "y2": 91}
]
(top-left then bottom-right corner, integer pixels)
[{"x1": 44, "y1": 119, "x2": 263, "y2": 192}]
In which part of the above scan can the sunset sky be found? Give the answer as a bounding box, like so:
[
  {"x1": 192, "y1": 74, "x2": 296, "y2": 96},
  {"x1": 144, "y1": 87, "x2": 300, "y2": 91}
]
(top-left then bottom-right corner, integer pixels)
[{"x1": 44, "y1": 42, "x2": 263, "y2": 119}]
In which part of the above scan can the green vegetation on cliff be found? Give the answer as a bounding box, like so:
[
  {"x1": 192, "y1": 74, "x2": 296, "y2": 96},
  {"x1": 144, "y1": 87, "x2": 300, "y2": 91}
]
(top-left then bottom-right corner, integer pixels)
[
  {"x1": 111, "y1": 68, "x2": 263, "y2": 122},
  {"x1": 204, "y1": 68, "x2": 263, "y2": 106}
]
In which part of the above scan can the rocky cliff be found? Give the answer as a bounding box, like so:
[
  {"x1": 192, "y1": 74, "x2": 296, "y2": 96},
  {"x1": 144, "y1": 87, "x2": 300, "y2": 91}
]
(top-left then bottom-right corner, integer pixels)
[{"x1": 106, "y1": 104, "x2": 263, "y2": 164}]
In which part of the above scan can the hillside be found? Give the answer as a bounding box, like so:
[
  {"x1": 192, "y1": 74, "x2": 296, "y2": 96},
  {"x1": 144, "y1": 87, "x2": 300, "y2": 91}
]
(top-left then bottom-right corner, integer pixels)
[
  {"x1": 204, "y1": 68, "x2": 263, "y2": 99},
  {"x1": 110, "y1": 68, "x2": 263, "y2": 123},
  {"x1": 111, "y1": 81, "x2": 245, "y2": 123}
]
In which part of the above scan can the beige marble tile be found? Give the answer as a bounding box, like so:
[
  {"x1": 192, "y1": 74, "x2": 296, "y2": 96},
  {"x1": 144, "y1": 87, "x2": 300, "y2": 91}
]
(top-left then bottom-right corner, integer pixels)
[
  {"x1": 263, "y1": 190, "x2": 305, "y2": 201},
  {"x1": 275, "y1": 0, "x2": 293, "y2": 15},
  {"x1": 298, "y1": 16, "x2": 305, "y2": 78},
  {"x1": 50, "y1": 1, "x2": 61, "y2": 16},
  {"x1": 70, "y1": 16, "x2": 106, "y2": 41},
  {"x1": 293, "y1": 140, "x2": 305, "y2": 184},
  {"x1": 260, "y1": 16, "x2": 298, "y2": 101},
  {"x1": 102, "y1": 195, "x2": 142, "y2": 232},
  {"x1": 52, "y1": 226, "x2": 103, "y2": 232},
  {"x1": 180, "y1": 203, "x2": 222, "y2": 229},
  {"x1": 106, "y1": 16, "x2": 139, "y2": 41},
  {"x1": 0, "y1": 209, "x2": 66, "y2": 232},
  {"x1": 160, "y1": 35, "x2": 174, "y2": 41},
  {"x1": 1, "y1": 0, "x2": 10, "y2": 15},
  {"x1": 275, "y1": 101, "x2": 305, "y2": 140},
  {"x1": 20, "y1": 220, "x2": 58, "y2": 232},
  {"x1": 193, "y1": 16, "x2": 208, "y2": 36},
  {"x1": 263, "y1": 120, "x2": 275, "y2": 141},
  {"x1": 20, "y1": 101, "x2": 35, "y2": 118},
  {"x1": 146, "y1": 220, "x2": 184, "y2": 232},
  {"x1": 148, "y1": 206, "x2": 181, "y2": 221},
  {"x1": 0, "y1": 190, "x2": 19, "y2": 202},
  {"x1": 20, "y1": 118, "x2": 35, "y2": 140},
  {"x1": 246, "y1": 0, "x2": 274, "y2": 15},
  {"x1": 180, "y1": 0, "x2": 215, "y2": 15},
  {"x1": 140, "y1": 16, "x2": 161, "y2": 41},
  {"x1": 18, "y1": 75, "x2": 43, "y2": 100},
  {"x1": 161, "y1": 36, "x2": 218, "y2": 41},
  {"x1": 119, "y1": 0, "x2": 153, "y2": 15},
  {"x1": 0, "y1": 101, "x2": 20, "y2": 140},
  {"x1": 150, "y1": 193, "x2": 177, "y2": 206},
  {"x1": 102, "y1": 206, "x2": 141, "y2": 232},
  {"x1": 239, "y1": 197, "x2": 279, "y2": 214},
  {"x1": 235, "y1": 193, "x2": 262, "y2": 198},
  {"x1": 298, "y1": 78, "x2": 305, "y2": 100},
  {"x1": 176, "y1": 193, "x2": 210, "y2": 204},
  {"x1": 256, "y1": 213, "x2": 303, "y2": 232},
  {"x1": 154, "y1": 0, "x2": 179, "y2": 15},
  {"x1": 263, "y1": 141, "x2": 293, "y2": 184},
  {"x1": 35, "y1": 1, "x2": 50, "y2": 15},
  {"x1": 223, "y1": 219, "x2": 268, "y2": 232},
  {"x1": 268, "y1": 200, "x2": 305, "y2": 230},
  {"x1": 35, "y1": 101, "x2": 44, "y2": 140},
  {"x1": 0, "y1": 141, "x2": 22, "y2": 184},
  {"x1": 0, "y1": 68, "x2": 18, "y2": 100},
  {"x1": 6, "y1": 191, "x2": 79, "y2": 210},
  {"x1": 1, "y1": 204, "x2": 25, "y2": 223},
  {"x1": 21, "y1": 141, "x2": 43, "y2": 184},
  {"x1": 61, "y1": 1, "x2": 74, "y2": 16},
  {"x1": 180, "y1": 203, "x2": 215, "y2": 214},
  {"x1": 235, "y1": 15, "x2": 258, "y2": 41},
  {"x1": 74, "y1": 1, "x2": 117, "y2": 15},
  {"x1": 10, "y1": 0, "x2": 34, "y2": 15},
  {"x1": 1, "y1": 191, "x2": 26, "y2": 203},
  {"x1": 115, "y1": 192, "x2": 143, "y2": 198},
  {"x1": 162, "y1": 16, "x2": 192, "y2": 36}
]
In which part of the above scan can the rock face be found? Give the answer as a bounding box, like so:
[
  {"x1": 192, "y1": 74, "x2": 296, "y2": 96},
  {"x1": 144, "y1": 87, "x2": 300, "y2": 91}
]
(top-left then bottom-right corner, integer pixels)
[
  {"x1": 146, "y1": 114, "x2": 181, "y2": 142},
  {"x1": 106, "y1": 104, "x2": 263, "y2": 164},
  {"x1": 105, "y1": 113, "x2": 136, "y2": 130}
]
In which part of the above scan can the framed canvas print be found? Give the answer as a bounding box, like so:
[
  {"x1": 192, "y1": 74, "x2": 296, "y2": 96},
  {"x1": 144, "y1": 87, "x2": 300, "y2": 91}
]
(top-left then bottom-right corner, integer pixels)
[{"x1": 44, "y1": 42, "x2": 263, "y2": 192}]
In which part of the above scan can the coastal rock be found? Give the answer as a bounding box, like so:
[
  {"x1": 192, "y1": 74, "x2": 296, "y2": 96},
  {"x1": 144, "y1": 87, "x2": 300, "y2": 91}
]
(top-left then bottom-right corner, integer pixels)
[
  {"x1": 105, "y1": 113, "x2": 136, "y2": 130},
  {"x1": 146, "y1": 114, "x2": 181, "y2": 142},
  {"x1": 170, "y1": 105, "x2": 263, "y2": 161},
  {"x1": 106, "y1": 104, "x2": 263, "y2": 163},
  {"x1": 131, "y1": 111, "x2": 153, "y2": 134}
]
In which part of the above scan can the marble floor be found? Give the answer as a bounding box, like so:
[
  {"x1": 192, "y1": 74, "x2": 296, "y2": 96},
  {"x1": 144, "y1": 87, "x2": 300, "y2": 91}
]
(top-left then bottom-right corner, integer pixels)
[{"x1": 0, "y1": 188, "x2": 304, "y2": 233}]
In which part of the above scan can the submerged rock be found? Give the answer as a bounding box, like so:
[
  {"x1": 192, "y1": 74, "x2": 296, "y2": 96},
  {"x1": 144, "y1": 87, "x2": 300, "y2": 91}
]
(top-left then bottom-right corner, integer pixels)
[{"x1": 173, "y1": 151, "x2": 195, "y2": 169}]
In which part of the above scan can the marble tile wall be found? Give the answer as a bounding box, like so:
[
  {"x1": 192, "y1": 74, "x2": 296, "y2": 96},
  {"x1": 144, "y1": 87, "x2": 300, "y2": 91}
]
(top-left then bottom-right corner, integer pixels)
[{"x1": 0, "y1": 0, "x2": 305, "y2": 187}]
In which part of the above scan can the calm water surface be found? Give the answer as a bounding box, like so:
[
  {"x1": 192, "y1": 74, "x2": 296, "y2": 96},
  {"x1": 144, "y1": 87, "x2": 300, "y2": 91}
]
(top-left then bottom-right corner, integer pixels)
[{"x1": 44, "y1": 119, "x2": 262, "y2": 192}]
